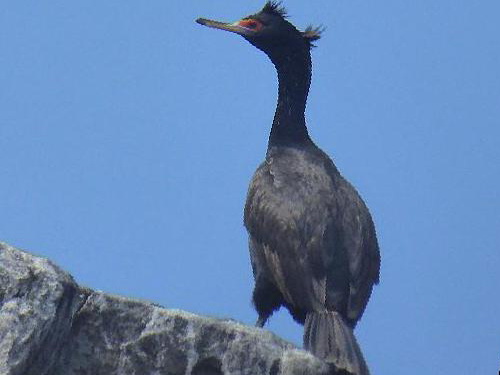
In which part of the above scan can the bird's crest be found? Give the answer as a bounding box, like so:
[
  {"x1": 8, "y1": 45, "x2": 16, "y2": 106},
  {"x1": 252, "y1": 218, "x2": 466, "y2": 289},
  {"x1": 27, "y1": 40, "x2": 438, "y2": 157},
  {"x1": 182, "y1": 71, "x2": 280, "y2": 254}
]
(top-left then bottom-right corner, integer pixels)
[
  {"x1": 302, "y1": 25, "x2": 324, "y2": 47},
  {"x1": 262, "y1": 1, "x2": 288, "y2": 18},
  {"x1": 262, "y1": 2, "x2": 323, "y2": 47}
]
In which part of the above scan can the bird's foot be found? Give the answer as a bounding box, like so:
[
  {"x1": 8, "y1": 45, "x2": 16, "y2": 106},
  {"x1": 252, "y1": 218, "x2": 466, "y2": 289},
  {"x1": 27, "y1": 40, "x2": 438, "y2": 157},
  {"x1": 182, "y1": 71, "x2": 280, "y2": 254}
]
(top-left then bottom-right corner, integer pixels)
[{"x1": 255, "y1": 316, "x2": 267, "y2": 327}]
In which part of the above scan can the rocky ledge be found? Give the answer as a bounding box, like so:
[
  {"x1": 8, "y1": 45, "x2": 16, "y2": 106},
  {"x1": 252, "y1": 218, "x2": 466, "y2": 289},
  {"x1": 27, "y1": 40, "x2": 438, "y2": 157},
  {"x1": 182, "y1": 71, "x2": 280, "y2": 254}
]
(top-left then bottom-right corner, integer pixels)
[{"x1": 0, "y1": 242, "x2": 342, "y2": 375}]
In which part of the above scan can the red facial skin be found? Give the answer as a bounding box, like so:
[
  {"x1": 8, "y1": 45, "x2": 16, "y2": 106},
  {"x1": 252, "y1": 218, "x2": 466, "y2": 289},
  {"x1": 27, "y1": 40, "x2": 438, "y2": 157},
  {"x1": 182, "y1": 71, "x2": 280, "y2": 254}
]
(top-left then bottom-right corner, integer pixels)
[{"x1": 237, "y1": 19, "x2": 263, "y2": 32}]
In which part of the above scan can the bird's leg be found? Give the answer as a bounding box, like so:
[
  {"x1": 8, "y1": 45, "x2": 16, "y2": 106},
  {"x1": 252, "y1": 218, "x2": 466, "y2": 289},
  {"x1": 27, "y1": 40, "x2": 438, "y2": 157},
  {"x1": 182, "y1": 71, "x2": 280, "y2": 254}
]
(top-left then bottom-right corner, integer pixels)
[
  {"x1": 252, "y1": 275, "x2": 283, "y2": 328},
  {"x1": 256, "y1": 315, "x2": 268, "y2": 327}
]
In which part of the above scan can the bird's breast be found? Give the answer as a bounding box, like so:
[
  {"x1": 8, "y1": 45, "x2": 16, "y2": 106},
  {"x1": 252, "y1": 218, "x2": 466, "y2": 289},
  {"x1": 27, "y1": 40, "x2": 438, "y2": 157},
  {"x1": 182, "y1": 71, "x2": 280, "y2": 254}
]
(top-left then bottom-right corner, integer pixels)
[{"x1": 244, "y1": 147, "x2": 337, "y2": 246}]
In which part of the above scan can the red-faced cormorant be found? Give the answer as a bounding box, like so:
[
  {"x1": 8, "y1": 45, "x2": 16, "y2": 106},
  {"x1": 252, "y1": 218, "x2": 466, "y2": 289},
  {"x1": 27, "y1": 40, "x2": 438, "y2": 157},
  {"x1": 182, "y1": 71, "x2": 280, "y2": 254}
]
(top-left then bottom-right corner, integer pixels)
[{"x1": 197, "y1": 3, "x2": 380, "y2": 374}]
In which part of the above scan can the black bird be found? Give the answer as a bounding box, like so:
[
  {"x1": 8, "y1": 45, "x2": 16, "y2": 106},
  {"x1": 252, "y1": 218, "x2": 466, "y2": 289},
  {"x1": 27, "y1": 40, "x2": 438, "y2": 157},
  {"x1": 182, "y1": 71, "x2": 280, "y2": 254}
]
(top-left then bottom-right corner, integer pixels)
[{"x1": 197, "y1": 2, "x2": 380, "y2": 374}]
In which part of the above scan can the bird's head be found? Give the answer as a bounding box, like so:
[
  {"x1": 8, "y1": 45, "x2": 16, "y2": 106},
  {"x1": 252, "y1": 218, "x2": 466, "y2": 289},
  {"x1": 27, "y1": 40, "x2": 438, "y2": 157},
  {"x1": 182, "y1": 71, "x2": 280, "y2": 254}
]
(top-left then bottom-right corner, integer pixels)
[{"x1": 196, "y1": 1, "x2": 322, "y2": 61}]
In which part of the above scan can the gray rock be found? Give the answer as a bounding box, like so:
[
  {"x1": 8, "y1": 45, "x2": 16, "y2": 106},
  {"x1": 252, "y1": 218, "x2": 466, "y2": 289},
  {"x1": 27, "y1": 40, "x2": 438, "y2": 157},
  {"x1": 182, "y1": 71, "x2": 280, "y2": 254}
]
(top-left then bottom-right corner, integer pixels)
[{"x1": 0, "y1": 242, "x2": 339, "y2": 375}]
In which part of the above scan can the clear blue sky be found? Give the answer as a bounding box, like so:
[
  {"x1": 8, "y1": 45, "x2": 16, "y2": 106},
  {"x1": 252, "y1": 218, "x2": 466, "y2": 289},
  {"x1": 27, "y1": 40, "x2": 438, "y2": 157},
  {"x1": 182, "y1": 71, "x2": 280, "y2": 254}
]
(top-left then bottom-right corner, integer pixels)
[{"x1": 1, "y1": 1, "x2": 499, "y2": 374}]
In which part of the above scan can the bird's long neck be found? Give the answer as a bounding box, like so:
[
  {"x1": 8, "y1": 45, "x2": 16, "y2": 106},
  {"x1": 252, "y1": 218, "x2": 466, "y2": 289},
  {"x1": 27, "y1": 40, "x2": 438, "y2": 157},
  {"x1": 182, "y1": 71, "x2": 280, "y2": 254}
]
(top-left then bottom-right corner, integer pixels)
[{"x1": 268, "y1": 48, "x2": 312, "y2": 147}]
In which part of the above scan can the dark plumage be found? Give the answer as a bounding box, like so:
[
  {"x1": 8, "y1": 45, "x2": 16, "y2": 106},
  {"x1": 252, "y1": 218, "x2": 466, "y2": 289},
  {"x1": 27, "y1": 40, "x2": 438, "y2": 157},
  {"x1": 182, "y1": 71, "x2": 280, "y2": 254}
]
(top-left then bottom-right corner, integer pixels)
[{"x1": 197, "y1": 3, "x2": 380, "y2": 374}]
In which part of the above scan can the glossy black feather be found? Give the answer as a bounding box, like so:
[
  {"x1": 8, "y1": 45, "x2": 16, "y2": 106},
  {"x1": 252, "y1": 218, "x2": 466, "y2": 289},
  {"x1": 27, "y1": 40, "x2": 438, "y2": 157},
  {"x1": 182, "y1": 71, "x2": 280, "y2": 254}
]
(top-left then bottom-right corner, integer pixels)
[
  {"x1": 241, "y1": 4, "x2": 380, "y2": 374},
  {"x1": 197, "y1": 3, "x2": 380, "y2": 374},
  {"x1": 244, "y1": 145, "x2": 379, "y2": 326},
  {"x1": 262, "y1": 1, "x2": 288, "y2": 18}
]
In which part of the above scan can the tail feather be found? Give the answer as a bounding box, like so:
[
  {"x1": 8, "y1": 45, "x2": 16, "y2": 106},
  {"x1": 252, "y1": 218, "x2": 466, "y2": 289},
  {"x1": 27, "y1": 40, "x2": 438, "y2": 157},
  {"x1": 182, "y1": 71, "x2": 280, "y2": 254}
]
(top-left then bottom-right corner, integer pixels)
[{"x1": 304, "y1": 311, "x2": 370, "y2": 375}]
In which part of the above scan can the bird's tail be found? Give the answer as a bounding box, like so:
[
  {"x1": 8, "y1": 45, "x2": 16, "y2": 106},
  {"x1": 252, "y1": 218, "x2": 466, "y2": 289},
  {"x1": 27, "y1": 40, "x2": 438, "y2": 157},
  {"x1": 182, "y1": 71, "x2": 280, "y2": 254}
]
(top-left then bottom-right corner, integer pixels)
[{"x1": 304, "y1": 311, "x2": 370, "y2": 375}]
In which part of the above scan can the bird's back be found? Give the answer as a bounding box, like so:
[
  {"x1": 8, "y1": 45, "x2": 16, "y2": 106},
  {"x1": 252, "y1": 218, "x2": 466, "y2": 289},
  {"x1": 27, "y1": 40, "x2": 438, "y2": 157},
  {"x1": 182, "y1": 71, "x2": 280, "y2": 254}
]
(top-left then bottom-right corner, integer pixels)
[{"x1": 244, "y1": 143, "x2": 379, "y2": 326}]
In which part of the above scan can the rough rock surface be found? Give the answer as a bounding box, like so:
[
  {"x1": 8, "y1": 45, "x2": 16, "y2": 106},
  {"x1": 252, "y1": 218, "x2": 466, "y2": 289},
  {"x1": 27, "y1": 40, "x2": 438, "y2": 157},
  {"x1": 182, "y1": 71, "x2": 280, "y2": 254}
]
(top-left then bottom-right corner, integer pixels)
[{"x1": 0, "y1": 242, "x2": 340, "y2": 375}]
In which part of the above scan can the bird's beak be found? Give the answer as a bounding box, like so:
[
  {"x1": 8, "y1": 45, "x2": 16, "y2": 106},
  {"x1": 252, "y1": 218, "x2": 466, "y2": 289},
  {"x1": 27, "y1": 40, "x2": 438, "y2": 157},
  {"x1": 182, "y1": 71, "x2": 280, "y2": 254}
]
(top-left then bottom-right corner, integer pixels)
[{"x1": 196, "y1": 18, "x2": 253, "y2": 37}]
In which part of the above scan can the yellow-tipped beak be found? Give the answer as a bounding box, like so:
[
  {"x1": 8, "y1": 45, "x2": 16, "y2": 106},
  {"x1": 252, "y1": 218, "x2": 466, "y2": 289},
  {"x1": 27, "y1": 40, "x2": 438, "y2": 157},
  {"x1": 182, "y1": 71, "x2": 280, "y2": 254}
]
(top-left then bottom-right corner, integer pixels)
[{"x1": 196, "y1": 18, "x2": 253, "y2": 36}]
